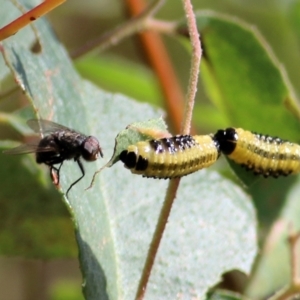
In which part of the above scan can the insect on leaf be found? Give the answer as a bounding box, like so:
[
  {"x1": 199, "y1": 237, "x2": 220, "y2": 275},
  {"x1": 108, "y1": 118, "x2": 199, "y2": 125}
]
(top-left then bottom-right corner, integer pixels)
[{"x1": 108, "y1": 117, "x2": 170, "y2": 167}]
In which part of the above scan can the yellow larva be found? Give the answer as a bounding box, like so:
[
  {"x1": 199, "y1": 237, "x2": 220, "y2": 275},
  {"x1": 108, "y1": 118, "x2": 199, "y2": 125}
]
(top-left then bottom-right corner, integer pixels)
[
  {"x1": 214, "y1": 128, "x2": 300, "y2": 177},
  {"x1": 119, "y1": 135, "x2": 220, "y2": 178}
]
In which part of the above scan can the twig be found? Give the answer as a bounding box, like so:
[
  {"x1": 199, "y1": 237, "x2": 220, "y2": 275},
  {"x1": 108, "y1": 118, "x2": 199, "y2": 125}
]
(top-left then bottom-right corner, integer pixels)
[
  {"x1": 180, "y1": 0, "x2": 202, "y2": 135},
  {"x1": 71, "y1": 0, "x2": 167, "y2": 59},
  {"x1": 135, "y1": 178, "x2": 180, "y2": 300},
  {"x1": 10, "y1": 0, "x2": 42, "y2": 52},
  {"x1": 134, "y1": 0, "x2": 201, "y2": 299},
  {"x1": 0, "y1": 0, "x2": 65, "y2": 42},
  {"x1": 144, "y1": 18, "x2": 177, "y2": 34}
]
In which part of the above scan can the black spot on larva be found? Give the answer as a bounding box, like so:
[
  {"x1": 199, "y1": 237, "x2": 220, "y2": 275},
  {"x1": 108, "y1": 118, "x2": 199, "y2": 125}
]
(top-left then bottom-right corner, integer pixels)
[
  {"x1": 120, "y1": 150, "x2": 137, "y2": 169},
  {"x1": 150, "y1": 140, "x2": 164, "y2": 153},
  {"x1": 162, "y1": 138, "x2": 176, "y2": 154},
  {"x1": 135, "y1": 155, "x2": 148, "y2": 171},
  {"x1": 183, "y1": 135, "x2": 196, "y2": 148},
  {"x1": 254, "y1": 133, "x2": 286, "y2": 145}
]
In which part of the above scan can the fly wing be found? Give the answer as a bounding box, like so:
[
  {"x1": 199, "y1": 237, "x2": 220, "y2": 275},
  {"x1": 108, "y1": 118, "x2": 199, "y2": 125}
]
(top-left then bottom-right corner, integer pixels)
[
  {"x1": 27, "y1": 119, "x2": 77, "y2": 136},
  {"x1": 3, "y1": 142, "x2": 57, "y2": 155}
]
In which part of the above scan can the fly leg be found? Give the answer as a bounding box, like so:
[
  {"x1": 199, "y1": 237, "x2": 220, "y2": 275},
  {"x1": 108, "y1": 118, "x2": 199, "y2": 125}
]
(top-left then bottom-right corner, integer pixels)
[
  {"x1": 50, "y1": 163, "x2": 63, "y2": 186},
  {"x1": 66, "y1": 158, "x2": 85, "y2": 198}
]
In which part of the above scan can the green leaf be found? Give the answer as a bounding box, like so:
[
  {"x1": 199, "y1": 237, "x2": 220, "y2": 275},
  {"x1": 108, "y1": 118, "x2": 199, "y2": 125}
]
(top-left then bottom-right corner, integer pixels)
[
  {"x1": 245, "y1": 175, "x2": 300, "y2": 298},
  {"x1": 207, "y1": 289, "x2": 252, "y2": 300},
  {"x1": 0, "y1": 1, "x2": 257, "y2": 298},
  {"x1": 75, "y1": 55, "x2": 163, "y2": 108},
  {"x1": 50, "y1": 280, "x2": 84, "y2": 300},
  {"x1": 248, "y1": 176, "x2": 297, "y2": 230},
  {"x1": 0, "y1": 141, "x2": 75, "y2": 258},
  {"x1": 224, "y1": 158, "x2": 262, "y2": 187}
]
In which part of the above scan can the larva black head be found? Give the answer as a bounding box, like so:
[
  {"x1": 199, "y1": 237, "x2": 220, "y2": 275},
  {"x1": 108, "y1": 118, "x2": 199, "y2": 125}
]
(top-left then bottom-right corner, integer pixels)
[
  {"x1": 119, "y1": 150, "x2": 148, "y2": 171},
  {"x1": 120, "y1": 150, "x2": 136, "y2": 168},
  {"x1": 214, "y1": 128, "x2": 238, "y2": 155}
]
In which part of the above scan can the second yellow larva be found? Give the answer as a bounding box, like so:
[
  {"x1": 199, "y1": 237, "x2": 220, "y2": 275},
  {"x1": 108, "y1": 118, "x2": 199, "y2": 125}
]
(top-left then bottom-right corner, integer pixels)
[
  {"x1": 119, "y1": 135, "x2": 220, "y2": 178},
  {"x1": 214, "y1": 128, "x2": 300, "y2": 177}
]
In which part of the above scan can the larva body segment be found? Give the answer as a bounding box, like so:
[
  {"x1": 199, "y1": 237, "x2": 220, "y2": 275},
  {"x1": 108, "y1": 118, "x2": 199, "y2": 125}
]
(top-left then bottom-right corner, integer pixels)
[
  {"x1": 214, "y1": 127, "x2": 300, "y2": 177},
  {"x1": 119, "y1": 135, "x2": 220, "y2": 178}
]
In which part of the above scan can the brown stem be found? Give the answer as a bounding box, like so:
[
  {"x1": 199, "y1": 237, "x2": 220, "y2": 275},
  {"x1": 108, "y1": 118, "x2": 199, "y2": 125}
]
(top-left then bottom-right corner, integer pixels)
[
  {"x1": 0, "y1": 0, "x2": 65, "y2": 42},
  {"x1": 124, "y1": 2, "x2": 185, "y2": 298},
  {"x1": 135, "y1": 178, "x2": 180, "y2": 300},
  {"x1": 133, "y1": 0, "x2": 200, "y2": 299}
]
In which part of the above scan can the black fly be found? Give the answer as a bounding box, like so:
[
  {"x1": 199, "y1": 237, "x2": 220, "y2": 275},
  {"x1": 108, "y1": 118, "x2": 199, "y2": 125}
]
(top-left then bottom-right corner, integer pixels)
[{"x1": 4, "y1": 119, "x2": 103, "y2": 197}]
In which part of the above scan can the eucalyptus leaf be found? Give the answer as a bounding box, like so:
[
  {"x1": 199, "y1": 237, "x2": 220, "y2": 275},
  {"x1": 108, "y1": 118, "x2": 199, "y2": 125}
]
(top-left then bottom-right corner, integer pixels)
[
  {"x1": 75, "y1": 55, "x2": 163, "y2": 107},
  {"x1": 207, "y1": 289, "x2": 252, "y2": 300},
  {"x1": 0, "y1": 140, "x2": 74, "y2": 258},
  {"x1": 246, "y1": 175, "x2": 300, "y2": 298}
]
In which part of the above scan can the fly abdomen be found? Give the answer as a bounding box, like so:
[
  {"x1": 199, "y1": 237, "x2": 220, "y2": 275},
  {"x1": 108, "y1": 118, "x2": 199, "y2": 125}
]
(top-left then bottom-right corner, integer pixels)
[
  {"x1": 214, "y1": 127, "x2": 300, "y2": 177},
  {"x1": 119, "y1": 135, "x2": 220, "y2": 178}
]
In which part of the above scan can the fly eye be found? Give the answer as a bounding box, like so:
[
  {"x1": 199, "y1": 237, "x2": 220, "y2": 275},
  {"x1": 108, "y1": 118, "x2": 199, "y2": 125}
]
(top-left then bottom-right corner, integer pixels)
[{"x1": 82, "y1": 136, "x2": 103, "y2": 161}]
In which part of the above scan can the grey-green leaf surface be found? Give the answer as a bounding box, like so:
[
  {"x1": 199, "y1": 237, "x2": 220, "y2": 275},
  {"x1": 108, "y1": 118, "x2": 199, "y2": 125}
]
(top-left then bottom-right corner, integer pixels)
[
  {"x1": 144, "y1": 171, "x2": 256, "y2": 299},
  {"x1": 0, "y1": 1, "x2": 257, "y2": 299}
]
